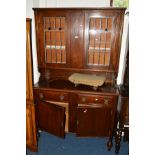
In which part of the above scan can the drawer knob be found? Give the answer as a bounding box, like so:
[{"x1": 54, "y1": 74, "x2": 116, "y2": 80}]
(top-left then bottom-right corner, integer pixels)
[
  {"x1": 60, "y1": 95, "x2": 64, "y2": 101},
  {"x1": 39, "y1": 93, "x2": 44, "y2": 99},
  {"x1": 95, "y1": 98, "x2": 98, "y2": 101},
  {"x1": 104, "y1": 99, "x2": 109, "y2": 105},
  {"x1": 81, "y1": 97, "x2": 86, "y2": 102},
  {"x1": 83, "y1": 109, "x2": 87, "y2": 113}
]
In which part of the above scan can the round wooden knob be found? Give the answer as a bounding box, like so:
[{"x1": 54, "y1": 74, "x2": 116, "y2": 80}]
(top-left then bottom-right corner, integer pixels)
[
  {"x1": 39, "y1": 93, "x2": 44, "y2": 99},
  {"x1": 83, "y1": 109, "x2": 87, "y2": 113},
  {"x1": 104, "y1": 99, "x2": 109, "y2": 105},
  {"x1": 95, "y1": 98, "x2": 98, "y2": 101},
  {"x1": 81, "y1": 97, "x2": 86, "y2": 102}
]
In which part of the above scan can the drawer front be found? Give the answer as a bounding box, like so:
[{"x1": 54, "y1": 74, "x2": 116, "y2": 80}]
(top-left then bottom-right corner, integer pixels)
[
  {"x1": 78, "y1": 94, "x2": 114, "y2": 106},
  {"x1": 36, "y1": 91, "x2": 69, "y2": 102}
]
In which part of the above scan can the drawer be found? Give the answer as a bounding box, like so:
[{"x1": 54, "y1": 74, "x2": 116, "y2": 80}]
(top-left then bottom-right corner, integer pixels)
[
  {"x1": 78, "y1": 94, "x2": 113, "y2": 106},
  {"x1": 36, "y1": 91, "x2": 69, "y2": 102}
]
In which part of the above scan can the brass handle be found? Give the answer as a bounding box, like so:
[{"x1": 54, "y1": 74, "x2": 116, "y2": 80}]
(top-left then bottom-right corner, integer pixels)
[
  {"x1": 95, "y1": 98, "x2": 98, "y2": 101},
  {"x1": 104, "y1": 99, "x2": 109, "y2": 105},
  {"x1": 83, "y1": 109, "x2": 87, "y2": 113},
  {"x1": 39, "y1": 93, "x2": 44, "y2": 99},
  {"x1": 82, "y1": 97, "x2": 86, "y2": 102},
  {"x1": 81, "y1": 97, "x2": 86, "y2": 102}
]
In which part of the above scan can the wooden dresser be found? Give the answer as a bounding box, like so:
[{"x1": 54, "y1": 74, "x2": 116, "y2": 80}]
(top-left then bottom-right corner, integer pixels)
[
  {"x1": 33, "y1": 8, "x2": 126, "y2": 150},
  {"x1": 26, "y1": 18, "x2": 37, "y2": 151}
]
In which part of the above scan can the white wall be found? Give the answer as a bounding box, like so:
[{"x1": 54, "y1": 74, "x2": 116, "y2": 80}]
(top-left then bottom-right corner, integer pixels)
[
  {"x1": 26, "y1": 0, "x2": 128, "y2": 85},
  {"x1": 55, "y1": 0, "x2": 109, "y2": 7},
  {"x1": 26, "y1": 0, "x2": 40, "y2": 84},
  {"x1": 117, "y1": 13, "x2": 129, "y2": 84},
  {"x1": 39, "y1": 0, "x2": 110, "y2": 7}
]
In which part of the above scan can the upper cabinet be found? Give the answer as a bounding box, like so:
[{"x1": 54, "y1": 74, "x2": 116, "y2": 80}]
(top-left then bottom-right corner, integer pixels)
[{"x1": 34, "y1": 8, "x2": 125, "y2": 80}]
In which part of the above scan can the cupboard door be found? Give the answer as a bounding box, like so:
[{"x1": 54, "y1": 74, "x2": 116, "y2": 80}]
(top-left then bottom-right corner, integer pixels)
[
  {"x1": 36, "y1": 100, "x2": 66, "y2": 138},
  {"x1": 85, "y1": 12, "x2": 116, "y2": 70},
  {"x1": 36, "y1": 11, "x2": 70, "y2": 68},
  {"x1": 76, "y1": 106, "x2": 93, "y2": 136},
  {"x1": 76, "y1": 104, "x2": 111, "y2": 137}
]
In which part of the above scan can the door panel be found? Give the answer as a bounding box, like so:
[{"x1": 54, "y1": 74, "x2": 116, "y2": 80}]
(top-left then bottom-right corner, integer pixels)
[
  {"x1": 76, "y1": 107, "x2": 93, "y2": 136},
  {"x1": 36, "y1": 11, "x2": 70, "y2": 68},
  {"x1": 37, "y1": 100, "x2": 65, "y2": 138},
  {"x1": 76, "y1": 104, "x2": 111, "y2": 137},
  {"x1": 85, "y1": 12, "x2": 116, "y2": 70}
]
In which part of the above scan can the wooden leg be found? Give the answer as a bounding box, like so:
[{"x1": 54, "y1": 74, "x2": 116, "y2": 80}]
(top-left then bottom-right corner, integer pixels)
[
  {"x1": 115, "y1": 128, "x2": 122, "y2": 154},
  {"x1": 37, "y1": 129, "x2": 42, "y2": 139},
  {"x1": 123, "y1": 127, "x2": 129, "y2": 142},
  {"x1": 107, "y1": 136, "x2": 113, "y2": 151}
]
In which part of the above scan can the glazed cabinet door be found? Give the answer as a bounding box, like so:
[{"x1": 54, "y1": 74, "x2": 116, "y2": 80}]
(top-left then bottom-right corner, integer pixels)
[
  {"x1": 26, "y1": 103, "x2": 37, "y2": 150},
  {"x1": 76, "y1": 104, "x2": 111, "y2": 137},
  {"x1": 36, "y1": 100, "x2": 66, "y2": 138},
  {"x1": 85, "y1": 11, "x2": 123, "y2": 71},
  {"x1": 35, "y1": 10, "x2": 70, "y2": 68}
]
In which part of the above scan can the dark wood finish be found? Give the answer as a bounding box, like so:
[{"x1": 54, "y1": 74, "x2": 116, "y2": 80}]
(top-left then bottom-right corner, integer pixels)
[
  {"x1": 26, "y1": 18, "x2": 37, "y2": 151},
  {"x1": 36, "y1": 100, "x2": 65, "y2": 138},
  {"x1": 33, "y1": 8, "x2": 125, "y2": 151},
  {"x1": 33, "y1": 8, "x2": 125, "y2": 80},
  {"x1": 70, "y1": 12, "x2": 85, "y2": 68},
  {"x1": 76, "y1": 105, "x2": 111, "y2": 137}
]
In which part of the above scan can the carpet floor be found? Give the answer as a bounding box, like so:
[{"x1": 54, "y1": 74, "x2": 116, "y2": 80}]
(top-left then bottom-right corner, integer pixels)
[{"x1": 27, "y1": 131, "x2": 129, "y2": 155}]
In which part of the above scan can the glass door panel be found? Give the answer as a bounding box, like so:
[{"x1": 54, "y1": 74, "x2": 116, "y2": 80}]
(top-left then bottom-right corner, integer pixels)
[
  {"x1": 44, "y1": 17, "x2": 66, "y2": 64},
  {"x1": 87, "y1": 17, "x2": 113, "y2": 66}
]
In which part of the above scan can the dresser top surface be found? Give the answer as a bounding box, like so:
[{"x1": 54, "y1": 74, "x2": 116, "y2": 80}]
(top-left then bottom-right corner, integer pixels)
[
  {"x1": 34, "y1": 79, "x2": 118, "y2": 95},
  {"x1": 33, "y1": 7, "x2": 126, "y2": 10}
]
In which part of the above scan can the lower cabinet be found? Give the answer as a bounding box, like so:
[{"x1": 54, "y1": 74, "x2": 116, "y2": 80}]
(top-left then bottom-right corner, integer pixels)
[
  {"x1": 26, "y1": 103, "x2": 37, "y2": 151},
  {"x1": 34, "y1": 90, "x2": 116, "y2": 140}
]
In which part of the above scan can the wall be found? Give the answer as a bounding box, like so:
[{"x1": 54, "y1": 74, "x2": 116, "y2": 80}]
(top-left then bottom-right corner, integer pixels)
[
  {"x1": 117, "y1": 13, "x2": 129, "y2": 84},
  {"x1": 26, "y1": 0, "x2": 40, "y2": 84},
  {"x1": 26, "y1": 0, "x2": 128, "y2": 85},
  {"x1": 39, "y1": 0, "x2": 110, "y2": 7}
]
